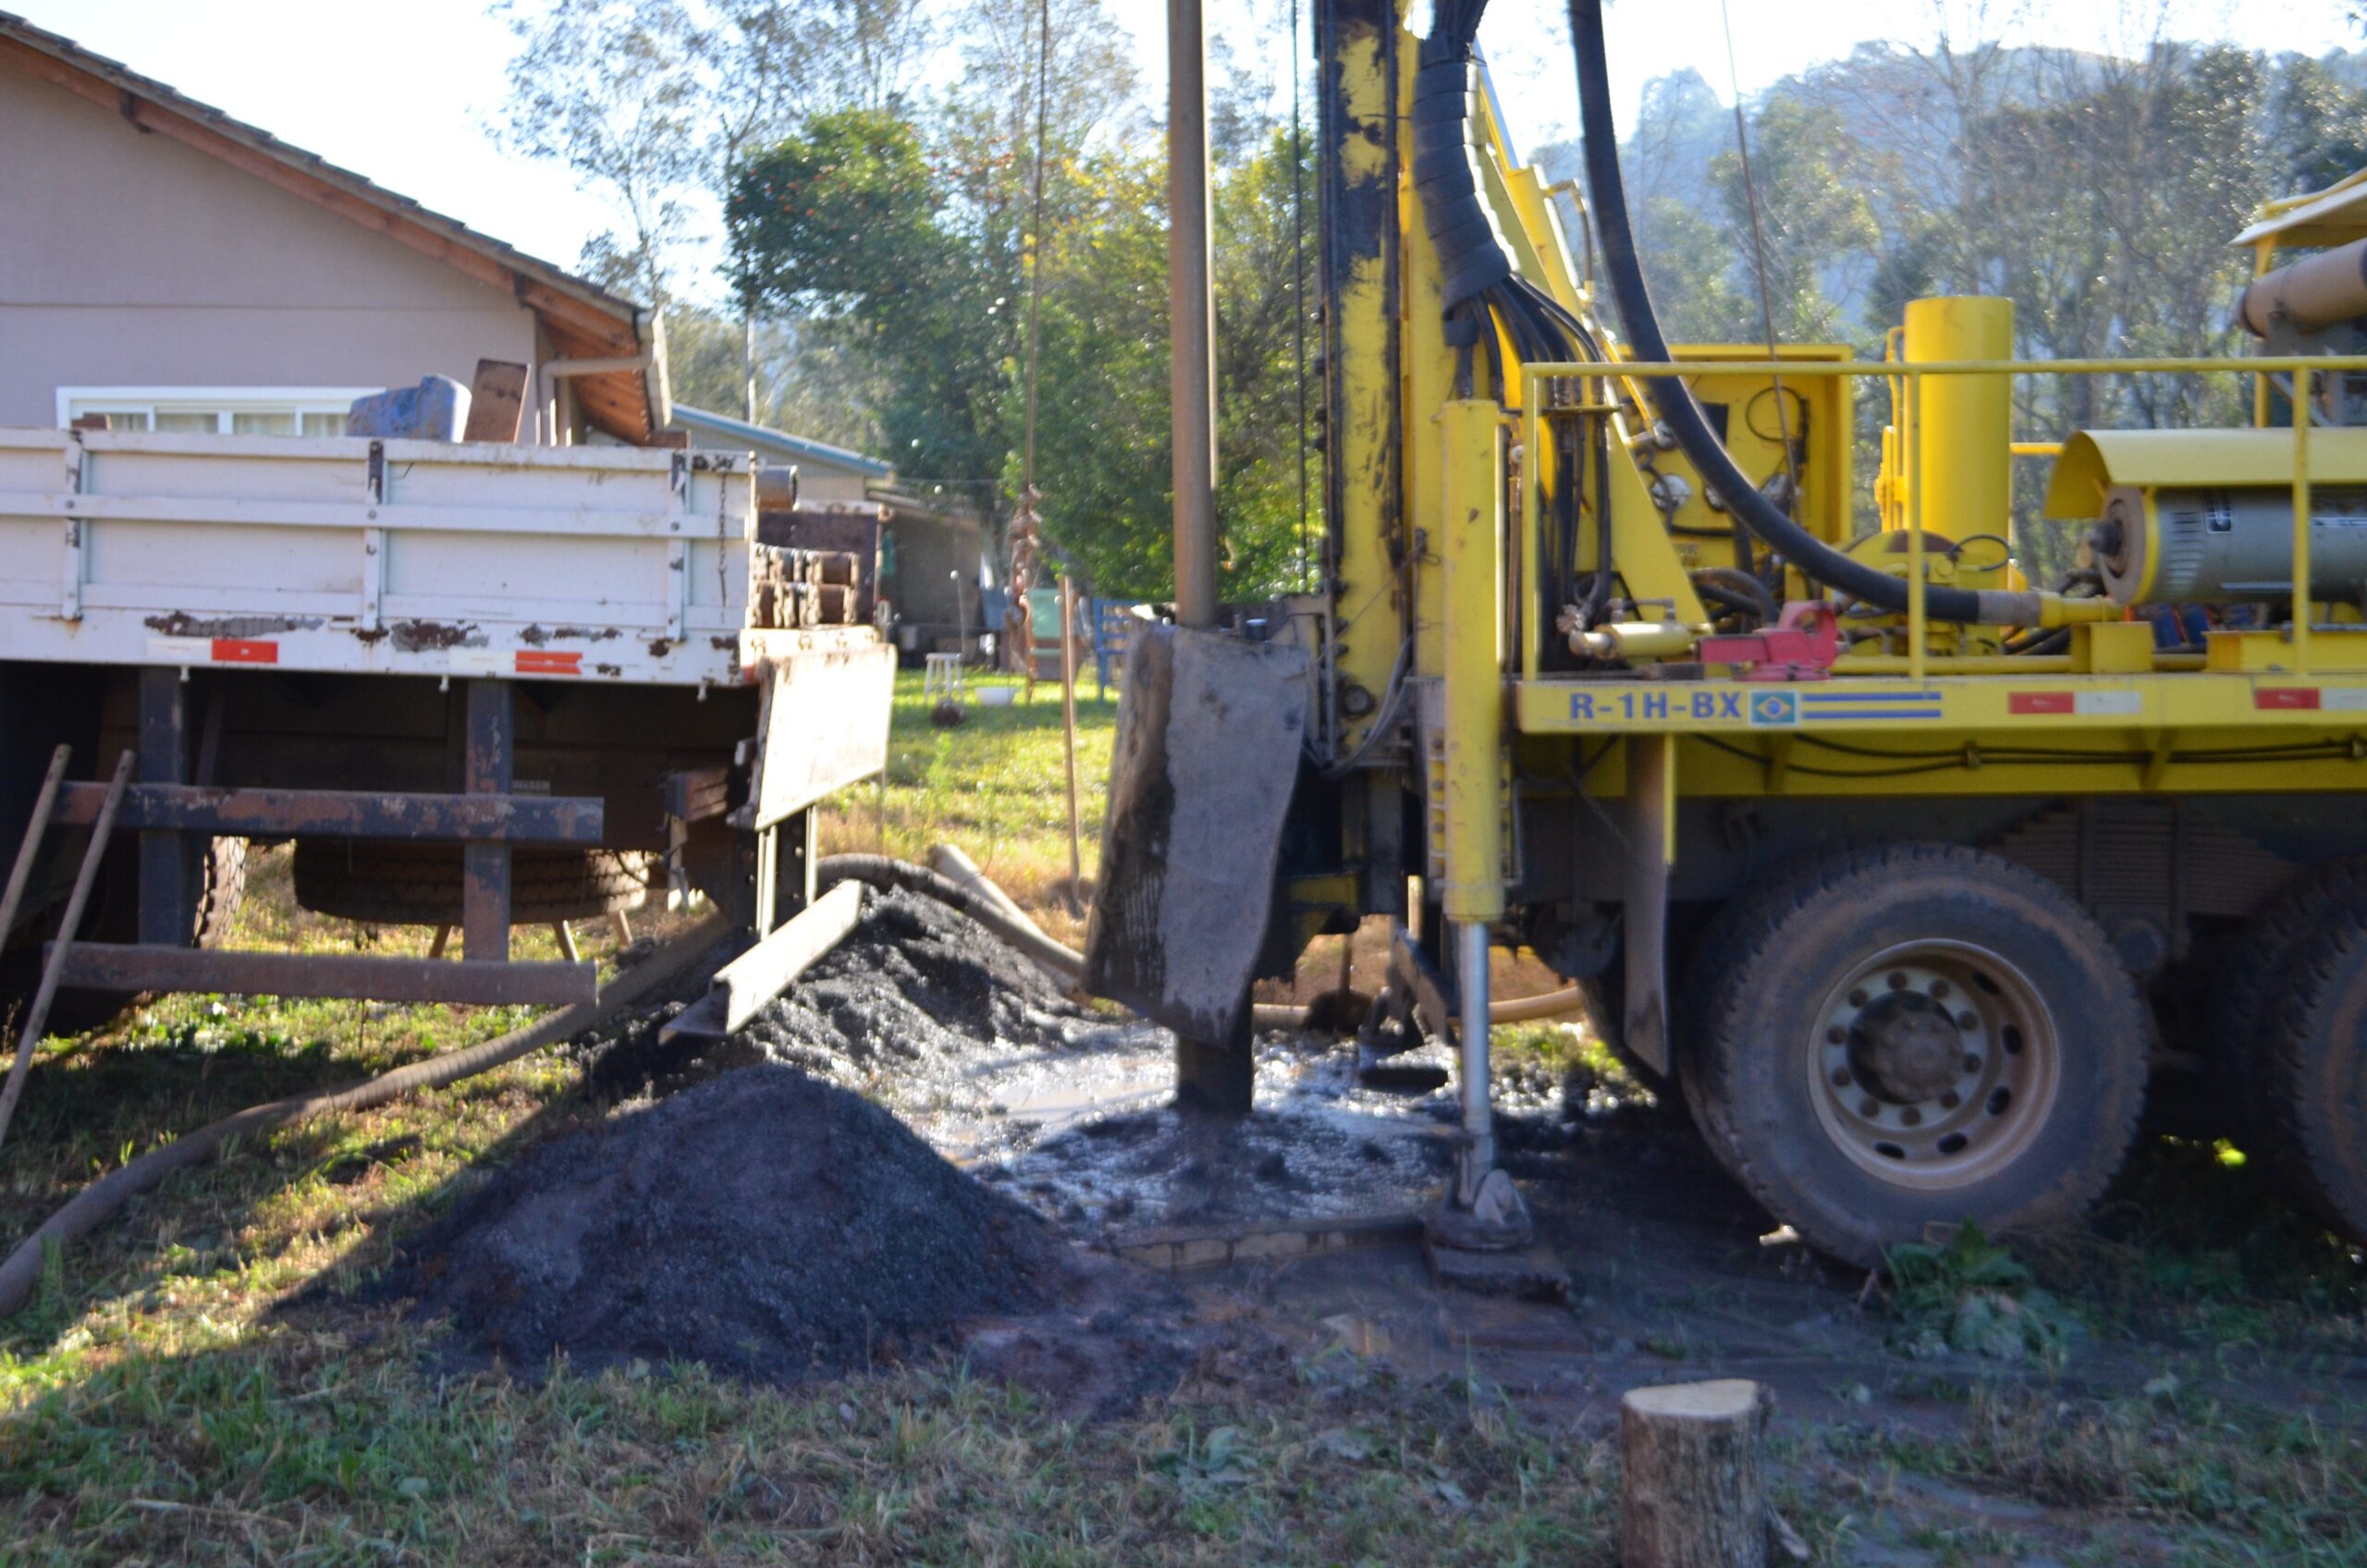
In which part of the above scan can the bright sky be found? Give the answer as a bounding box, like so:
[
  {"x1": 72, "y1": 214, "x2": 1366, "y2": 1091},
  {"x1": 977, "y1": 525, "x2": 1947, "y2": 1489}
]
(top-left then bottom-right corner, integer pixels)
[{"x1": 9, "y1": 0, "x2": 2359, "y2": 305}]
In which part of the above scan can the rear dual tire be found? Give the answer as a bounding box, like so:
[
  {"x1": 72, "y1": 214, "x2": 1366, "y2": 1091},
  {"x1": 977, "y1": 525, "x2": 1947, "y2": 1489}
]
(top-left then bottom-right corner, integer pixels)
[
  {"x1": 1679, "y1": 843, "x2": 2150, "y2": 1267},
  {"x1": 2261, "y1": 910, "x2": 2367, "y2": 1241}
]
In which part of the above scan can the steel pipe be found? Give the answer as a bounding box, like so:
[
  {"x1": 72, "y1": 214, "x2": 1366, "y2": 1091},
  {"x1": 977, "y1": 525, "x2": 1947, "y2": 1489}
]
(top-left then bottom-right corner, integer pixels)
[{"x1": 1167, "y1": 0, "x2": 1219, "y2": 627}]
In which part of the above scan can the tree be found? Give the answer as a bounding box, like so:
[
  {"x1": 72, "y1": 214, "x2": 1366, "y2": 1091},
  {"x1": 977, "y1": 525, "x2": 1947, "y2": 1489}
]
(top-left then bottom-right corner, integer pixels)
[
  {"x1": 492, "y1": 0, "x2": 705, "y2": 305},
  {"x1": 1710, "y1": 96, "x2": 1877, "y2": 343},
  {"x1": 2266, "y1": 52, "x2": 2367, "y2": 193},
  {"x1": 730, "y1": 108, "x2": 1013, "y2": 491}
]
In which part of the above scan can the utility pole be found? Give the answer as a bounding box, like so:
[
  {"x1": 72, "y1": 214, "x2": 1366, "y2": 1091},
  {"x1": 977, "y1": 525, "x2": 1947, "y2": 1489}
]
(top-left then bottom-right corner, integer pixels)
[{"x1": 1168, "y1": 0, "x2": 1219, "y2": 631}]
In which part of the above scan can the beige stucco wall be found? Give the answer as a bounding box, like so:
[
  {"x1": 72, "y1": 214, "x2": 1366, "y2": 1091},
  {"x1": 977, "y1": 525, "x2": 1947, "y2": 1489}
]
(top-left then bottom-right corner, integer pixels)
[{"x1": 0, "y1": 60, "x2": 541, "y2": 431}]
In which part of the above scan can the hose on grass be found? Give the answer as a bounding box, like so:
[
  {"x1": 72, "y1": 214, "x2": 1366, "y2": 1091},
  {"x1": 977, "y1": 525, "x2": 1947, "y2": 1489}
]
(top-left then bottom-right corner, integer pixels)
[{"x1": 0, "y1": 914, "x2": 732, "y2": 1323}]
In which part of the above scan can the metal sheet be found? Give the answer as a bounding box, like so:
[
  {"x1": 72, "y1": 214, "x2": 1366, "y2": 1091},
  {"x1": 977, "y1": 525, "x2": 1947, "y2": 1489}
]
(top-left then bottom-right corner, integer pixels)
[
  {"x1": 742, "y1": 640, "x2": 895, "y2": 829},
  {"x1": 0, "y1": 429, "x2": 763, "y2": 685},
  {"x1": 1082, "y1": 624, "x2": 1312, "y2": 1042}
]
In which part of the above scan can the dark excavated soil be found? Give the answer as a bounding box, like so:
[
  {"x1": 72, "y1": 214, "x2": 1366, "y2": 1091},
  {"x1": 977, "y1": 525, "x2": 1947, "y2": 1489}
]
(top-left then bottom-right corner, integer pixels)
[
  {"x1": 575, "y1": 885, "x2": 1086, "y2": 1097},
  {"x1": 382, "y1": 1063, "x2": 1080, "y2": 1383}
]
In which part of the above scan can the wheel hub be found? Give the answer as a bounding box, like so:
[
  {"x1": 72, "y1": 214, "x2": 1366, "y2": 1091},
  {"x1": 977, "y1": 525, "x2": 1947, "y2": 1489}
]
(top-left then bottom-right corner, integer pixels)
[
  {"x1": 1851, "y1": 992, "x2": 1964, "y2": 1102},
  {"x1": 1808, "y1": 941, "x2": 2064, "y2": 1191}
]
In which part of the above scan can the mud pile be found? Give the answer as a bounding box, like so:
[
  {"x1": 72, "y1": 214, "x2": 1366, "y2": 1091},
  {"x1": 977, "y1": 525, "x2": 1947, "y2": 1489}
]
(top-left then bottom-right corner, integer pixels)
[
  {"x1": 385, "y1": 1063, "x2": 1076, "y2": 1382},
  {"x1": 577, "y1": 885, "x2": 1084, "y2": 1096}
]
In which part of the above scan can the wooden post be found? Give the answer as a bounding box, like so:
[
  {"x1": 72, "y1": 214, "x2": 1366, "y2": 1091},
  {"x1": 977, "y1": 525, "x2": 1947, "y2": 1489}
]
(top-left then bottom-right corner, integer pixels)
[
  {"x1": 1619, "y1": 1379, "x2": 1771, "y2": 1568},
  {"x1": 1059, "y1": 576, "x2": 1084, "y2": 914},
  {"x1": 460, "y1": 680, "x2": 513, "y2": 962}
]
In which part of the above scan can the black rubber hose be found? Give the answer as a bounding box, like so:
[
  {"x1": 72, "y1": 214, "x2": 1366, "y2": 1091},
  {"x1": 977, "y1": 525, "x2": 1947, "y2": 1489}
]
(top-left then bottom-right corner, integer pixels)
[
  {"x1": 1691, "y1": 566, "x2": 1776, "y2": 625},
  {"x1": 1566, "y1": 0, "x2": 1988, "y2": 625}
]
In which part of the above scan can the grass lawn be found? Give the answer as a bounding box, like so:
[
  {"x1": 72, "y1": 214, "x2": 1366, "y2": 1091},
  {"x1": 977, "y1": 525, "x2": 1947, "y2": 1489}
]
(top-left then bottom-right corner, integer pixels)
[{"x1": 2, "y1": 668, "x2": 2363, "y2": 1563}]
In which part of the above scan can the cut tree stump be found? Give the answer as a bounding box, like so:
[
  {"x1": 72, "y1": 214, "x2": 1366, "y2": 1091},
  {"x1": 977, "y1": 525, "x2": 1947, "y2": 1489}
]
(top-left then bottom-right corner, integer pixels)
[{"x1": 1619, "y1": 1378, "x2": 1772, "y2": 1568}]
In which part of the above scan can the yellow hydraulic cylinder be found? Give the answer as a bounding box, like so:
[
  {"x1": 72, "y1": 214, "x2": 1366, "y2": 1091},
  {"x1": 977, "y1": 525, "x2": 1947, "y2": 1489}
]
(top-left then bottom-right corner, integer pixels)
[
  {"x1": 1904, "y1": 296, "x2": 2014, "y2": 541},
  {"x1": 1441, "y1": 399, "x2": 1506, "y2": 925}
]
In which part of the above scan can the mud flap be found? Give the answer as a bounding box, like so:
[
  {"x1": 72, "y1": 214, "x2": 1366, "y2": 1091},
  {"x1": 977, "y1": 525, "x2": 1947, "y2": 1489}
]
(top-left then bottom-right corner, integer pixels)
[{"x1": 1082, "y1": 624, "x2": 1311, "y2": 1041}]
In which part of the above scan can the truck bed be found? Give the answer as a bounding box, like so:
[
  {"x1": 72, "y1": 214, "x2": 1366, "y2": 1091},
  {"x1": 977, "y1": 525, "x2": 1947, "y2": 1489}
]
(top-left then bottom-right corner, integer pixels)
[{"x1": 0, "y1": 427, "x2": 771, "y2": 685}]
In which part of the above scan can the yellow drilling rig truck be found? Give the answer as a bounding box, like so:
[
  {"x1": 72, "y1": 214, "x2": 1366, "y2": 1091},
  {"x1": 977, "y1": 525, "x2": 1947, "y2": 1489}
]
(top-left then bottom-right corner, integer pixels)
[{"x1": 1083, "y1": 0, "x2": 2367, "y2": 1266}]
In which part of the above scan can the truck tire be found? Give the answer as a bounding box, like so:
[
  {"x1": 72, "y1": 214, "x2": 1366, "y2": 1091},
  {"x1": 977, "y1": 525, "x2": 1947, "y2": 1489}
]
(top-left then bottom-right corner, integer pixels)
[
  {"x1": 1678, "y1": 842, "x2": 2149, "y2": 1267},
  {"x1": 2200, "y1": 859, "x2": 2367, "y2": 1158},
  {"x1": 291, "y1": 841, "x2": 651, "y2": 925},
  {"x1": 196, "y1": 836, "x2": 248, "y2": 948},
  {"x1": 2262, "y1": 906, "x2": 2367, "y2": 1241}
]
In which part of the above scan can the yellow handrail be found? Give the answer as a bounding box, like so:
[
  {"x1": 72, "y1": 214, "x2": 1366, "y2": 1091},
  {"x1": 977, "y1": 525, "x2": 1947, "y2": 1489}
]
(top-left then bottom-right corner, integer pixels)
[{"x1": 1516, "y1": 353, "x2": 2367, "y2": 678}]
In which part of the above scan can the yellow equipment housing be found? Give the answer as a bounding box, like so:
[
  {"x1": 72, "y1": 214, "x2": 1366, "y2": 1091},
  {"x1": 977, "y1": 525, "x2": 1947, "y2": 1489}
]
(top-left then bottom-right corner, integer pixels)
[{"x1": 1200, "y1": 0, "x2": 2367, "y2": 1262}]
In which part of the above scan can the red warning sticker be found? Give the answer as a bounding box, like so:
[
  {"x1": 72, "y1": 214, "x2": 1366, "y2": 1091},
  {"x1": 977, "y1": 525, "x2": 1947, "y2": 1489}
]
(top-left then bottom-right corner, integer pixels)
[
  {"x1": 515, "y1": 649, "x2": 583, "y2": 676},
  {"x1": 2256, "y1": 687, "x2": 2322, "y2": 711},
  {"x1": 2007, "y1": 692, "x2": 2074, "y2": 715},
  {"x1": 209, "y1": 638, "x2": 278, "y2": 664}
]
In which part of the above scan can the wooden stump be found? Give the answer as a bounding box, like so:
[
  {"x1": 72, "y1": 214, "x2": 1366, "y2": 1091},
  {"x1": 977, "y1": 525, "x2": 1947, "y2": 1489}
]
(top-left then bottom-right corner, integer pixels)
[{"x1": 1619, "y1": 1378, "x2": 1771, "y2": 1568}]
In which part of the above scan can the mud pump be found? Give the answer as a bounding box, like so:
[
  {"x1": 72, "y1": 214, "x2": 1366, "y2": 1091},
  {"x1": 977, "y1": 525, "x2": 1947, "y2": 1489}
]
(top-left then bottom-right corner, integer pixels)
[{"x1": 1084, "y1": 0, "x2": 2367, "y2": 1266}]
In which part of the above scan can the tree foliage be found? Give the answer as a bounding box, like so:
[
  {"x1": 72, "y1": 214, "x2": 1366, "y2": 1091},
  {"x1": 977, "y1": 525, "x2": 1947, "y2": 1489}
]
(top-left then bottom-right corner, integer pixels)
[{"x1": 726, "y1": 5, "x2": 1315, "y2": 602}]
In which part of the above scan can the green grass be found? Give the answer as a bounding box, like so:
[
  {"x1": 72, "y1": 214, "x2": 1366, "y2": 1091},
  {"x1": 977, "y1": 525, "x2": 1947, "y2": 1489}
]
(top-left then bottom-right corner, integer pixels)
[
  {"x1": 818, "y1": 670, "x2": 1116, "y2": 949},
  {"x1": 1827, "y1": 1382, "x2": 2367, "y2": 1566}
]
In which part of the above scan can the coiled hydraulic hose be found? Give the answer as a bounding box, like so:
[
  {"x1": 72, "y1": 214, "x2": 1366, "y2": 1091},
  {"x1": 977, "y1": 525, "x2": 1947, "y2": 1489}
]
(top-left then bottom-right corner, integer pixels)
[{"x1": 1565, "y1": 0, "x2": 1993, "y2": 625}]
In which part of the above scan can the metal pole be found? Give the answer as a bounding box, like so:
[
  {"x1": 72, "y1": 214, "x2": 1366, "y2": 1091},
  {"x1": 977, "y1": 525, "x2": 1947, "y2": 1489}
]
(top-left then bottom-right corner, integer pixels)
[
  {"x1": 1168, "y1": 0, "x2": 1219, "y2": 628},
  {"x1": 1456, "y1": 920, "x2": 1495, "y2": 1203}
]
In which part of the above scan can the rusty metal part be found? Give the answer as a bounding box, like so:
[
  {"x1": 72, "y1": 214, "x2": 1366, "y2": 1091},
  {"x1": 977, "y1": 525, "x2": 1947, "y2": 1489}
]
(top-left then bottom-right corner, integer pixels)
[
  {"x1": 50, "y1": 782, "x2": 604, "y2": 842},
  {"x1": 1806, "y1": 938, "x2": 2062, "y2": 1190},
  {"x1": 661, "y1": 766, "x2": 732, "y2": 825},
  {"x1": 48, "y1": 943, "x2": 597, "y2": 1006}
]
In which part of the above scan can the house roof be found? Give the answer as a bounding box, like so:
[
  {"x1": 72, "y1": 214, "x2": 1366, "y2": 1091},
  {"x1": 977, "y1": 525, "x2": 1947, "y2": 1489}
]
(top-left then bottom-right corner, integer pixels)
[
  {"x1": 671, "y1": 404, "x2": 895, "y2": 478},
  {"x1": 0, "y1": 11, "x2": 670, "y2": 444}
]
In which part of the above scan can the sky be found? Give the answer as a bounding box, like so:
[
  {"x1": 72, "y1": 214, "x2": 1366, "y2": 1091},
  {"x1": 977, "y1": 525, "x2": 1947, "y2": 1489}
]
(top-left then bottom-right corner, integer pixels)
[{"x1": 8, "y1": 0, "x2": 2360, "y2": 306}]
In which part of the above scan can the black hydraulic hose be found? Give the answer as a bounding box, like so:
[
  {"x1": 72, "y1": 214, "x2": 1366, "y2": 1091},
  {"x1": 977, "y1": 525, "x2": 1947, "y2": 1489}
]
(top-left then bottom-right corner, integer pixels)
[
  {"x1": 1587, "y1": 415, "x2": 1614, "y2": 624},
  {"x1": 1566, "y1": 0, "x2": 1988, "y2": 626},
  {"x1": 1691, "y1": 566, "x2": 1776, "y2": 625}
]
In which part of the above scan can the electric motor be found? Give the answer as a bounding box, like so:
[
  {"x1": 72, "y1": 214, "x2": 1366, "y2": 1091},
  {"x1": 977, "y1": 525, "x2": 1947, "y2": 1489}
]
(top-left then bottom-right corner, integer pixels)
[{"x1": 2090, "y1": 484, "x2": 2367, "y2": 605}]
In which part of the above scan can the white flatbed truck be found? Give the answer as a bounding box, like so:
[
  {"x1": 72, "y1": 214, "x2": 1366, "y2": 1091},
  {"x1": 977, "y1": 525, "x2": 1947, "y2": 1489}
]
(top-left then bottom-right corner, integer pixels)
[{"x1": 0, "y1": 424, "x2": 892, "y2": 1013}]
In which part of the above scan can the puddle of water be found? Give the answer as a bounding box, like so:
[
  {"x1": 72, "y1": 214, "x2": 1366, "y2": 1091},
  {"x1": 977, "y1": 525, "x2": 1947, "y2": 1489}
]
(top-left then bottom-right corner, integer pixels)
[{"x1": 889, "y1": 1020, "x2": 1568, "y2": 1237}]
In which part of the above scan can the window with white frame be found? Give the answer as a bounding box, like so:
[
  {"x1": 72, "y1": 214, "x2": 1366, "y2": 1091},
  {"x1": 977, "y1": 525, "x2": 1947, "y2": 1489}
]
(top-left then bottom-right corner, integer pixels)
[{"x1": 55, "y1": 387, "x2": 377, "y2": 438}]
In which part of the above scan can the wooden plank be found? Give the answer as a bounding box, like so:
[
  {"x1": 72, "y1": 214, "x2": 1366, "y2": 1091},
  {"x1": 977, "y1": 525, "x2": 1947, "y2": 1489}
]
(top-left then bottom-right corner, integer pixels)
[
  {"x1": 51, "y1": 782, "x2": 603, "y2": 842},
  {"x1": 660, "y1": 879, "x2": 861, "y2": 1042},
  {"x1": 51, "y1": 944, "x2": 596, "y2": 1006},
  {"x1": 1109, "y1": 1211, "x2": 1426, "y2": 1270},
  {"x1": 464, "y1": 360, "x2": 530, "y2": 443}
]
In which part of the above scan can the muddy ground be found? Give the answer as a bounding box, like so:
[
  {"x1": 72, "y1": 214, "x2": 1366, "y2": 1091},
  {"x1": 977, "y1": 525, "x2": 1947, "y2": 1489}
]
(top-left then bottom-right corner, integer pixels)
[{"x1": 375, "y1": 886, "x2": 2365, "y2": 1563}]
